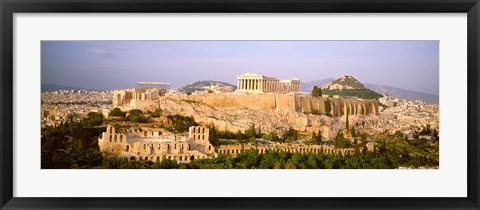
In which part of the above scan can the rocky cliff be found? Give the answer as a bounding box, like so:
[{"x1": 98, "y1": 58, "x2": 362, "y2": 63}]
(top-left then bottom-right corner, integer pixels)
[{"x1": 145, "y1": 97, "x2": 381, "y2": 139}]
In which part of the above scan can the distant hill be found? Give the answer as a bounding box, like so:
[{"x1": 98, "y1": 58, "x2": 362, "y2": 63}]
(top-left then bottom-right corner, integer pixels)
[
  {"x1": 41, "y1": 84, "x2": 102, "y2": 92},
  {"x1": 179, "y1": 80, "x2": 236, "y2": 93},
  {"x1": 300, "y1": 76, "x2": 438, "y2": 104},
  {"x1": 364, "y1": 83, "x2": 439, "y2": 104},
  {"x1": 321, "y1": 75, "x2": 383, "y2": 100},
  {"x1": 300, "y1": 78, "x2": 335, "y2": 93}
]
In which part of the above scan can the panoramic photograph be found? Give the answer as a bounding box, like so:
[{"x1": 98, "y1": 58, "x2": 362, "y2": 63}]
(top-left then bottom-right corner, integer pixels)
[{"x1": 41, "y1": 41, "x2": 439, "y2": 169}]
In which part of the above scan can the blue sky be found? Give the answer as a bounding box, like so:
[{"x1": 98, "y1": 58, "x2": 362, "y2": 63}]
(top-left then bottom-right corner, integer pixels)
[{"x1": 41, "y1": 40, "x2": 439, "y2": 95}]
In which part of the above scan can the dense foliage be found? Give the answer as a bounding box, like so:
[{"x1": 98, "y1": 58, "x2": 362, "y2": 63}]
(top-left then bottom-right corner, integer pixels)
[
  {"x1": 126, "y1": 109, "x2": 147, "y2": 123},
  {"x1": 109, "y1": 107, "x2": 125, "y2": 117},
  {"x1": 164, "y1": 114, "x2": 198, "y2": 133},
  {"x1": 97, "y1": 148, "x2": 438, "y2": 169},
  {"x1": 311, "y1": 85, "x2": 323, "y2": 97},
  {"x1": 41, "y1": 112, "x2": 105, "y2": 169}
]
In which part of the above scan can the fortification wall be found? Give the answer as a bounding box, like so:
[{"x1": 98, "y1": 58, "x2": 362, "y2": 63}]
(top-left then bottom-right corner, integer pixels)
[
  {"x1": 325, "y1": 98, "x2": 378, "y2": 118},
  {"x1": 215, "y1": 143, "x2": 357, "y2": 157},
  {"x1": 158, "y1": 94, "x2": 377, "y2": 117},
  {"x1": 166, "y1": 94, "x2": 326, "y2": 114}
]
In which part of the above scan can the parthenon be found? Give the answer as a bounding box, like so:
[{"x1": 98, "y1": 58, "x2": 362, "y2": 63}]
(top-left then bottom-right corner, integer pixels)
[{"x1": 236, "y1": 73, "x2": 300, "y2": 94}]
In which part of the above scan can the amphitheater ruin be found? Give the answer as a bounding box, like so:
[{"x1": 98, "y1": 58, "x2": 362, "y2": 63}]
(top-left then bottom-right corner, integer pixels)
[
  {"x1": 98, "y1": 124, "x2": 359, "y2": 163},
  {"x1": 98, "y1": 125, "x2": 215, "y2": 163}
]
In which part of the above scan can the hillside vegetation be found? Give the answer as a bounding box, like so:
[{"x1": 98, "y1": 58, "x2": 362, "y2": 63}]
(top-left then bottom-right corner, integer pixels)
[{"x1": 322, "y1": 75, "x2": 383, "y2": 99}]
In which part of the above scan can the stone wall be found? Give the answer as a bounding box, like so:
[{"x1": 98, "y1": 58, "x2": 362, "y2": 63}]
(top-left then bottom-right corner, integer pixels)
[
  {"x1": 325, "y1": 98, "x2": 378, "y2": 118},
  {"x1": 216, "y1": 143, "x2": 358, "y2": 157},
  {"x1": 165, "y1": 94, "x2": 377, "y2": 117},
  {"x1": 98, "y1": 125, "x2": 215, "y2": 163}
]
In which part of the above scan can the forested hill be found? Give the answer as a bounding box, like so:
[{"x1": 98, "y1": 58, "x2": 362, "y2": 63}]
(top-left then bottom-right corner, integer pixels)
[{"x1": 322, "y1": 75, "x2": 383, "y2": 100}]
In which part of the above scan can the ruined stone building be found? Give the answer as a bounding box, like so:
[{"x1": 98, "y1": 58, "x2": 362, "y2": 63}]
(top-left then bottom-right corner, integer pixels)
[
  {"x1": 98, "y1": 125, "x2": 215, "y2": 163},
  {"x1": 236, "y1": 73, "x2": 301, "y2": 94},
  {"x1": 98, "y1": 124, "x2": 360, "y2": 163},
  {"x1": 216, "y1": 143, "x2": 358, "y2": 157},
  {"x1": 112, "y1": 88, "x2": 160, "y2": 109}
]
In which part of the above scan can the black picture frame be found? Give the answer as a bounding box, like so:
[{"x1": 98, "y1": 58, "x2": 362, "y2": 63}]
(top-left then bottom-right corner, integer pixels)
[{"x1": 1, "y1": 0, "x2": 479, "y2": 209}]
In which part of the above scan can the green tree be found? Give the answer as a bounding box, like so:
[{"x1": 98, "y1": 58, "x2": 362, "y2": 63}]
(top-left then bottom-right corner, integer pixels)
[
  {"x1": 311, "y1": 85, "x2": 323, "y2": 97},
  {"x1": 245, "y1": 124, "x2": 256, "y2": 138},
  {"x1": 325, "y1": 99, "x2": 332, "y2": 117},
  {"x1": 127, "y1": 109, "x2": 147, "y2": 123},
  {"x1": 394, "y1": 130, "x2": 404, "y2": 138},
  {"x1": 317, "y1": 130, "x2": 323, "y2": 142},
  {"x1": 109, "y1": 108, "x2": 125, "y2": 117},
  {"x1": 150, "y1": 108, "x2": 162, "y2": 118},
  {"x1": 83, "y1": 112, "x2": 104, "y2": 127}
]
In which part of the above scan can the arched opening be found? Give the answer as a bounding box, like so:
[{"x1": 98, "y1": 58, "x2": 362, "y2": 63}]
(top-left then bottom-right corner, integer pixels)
[
  {"x1": 109, "y1": 136, "x2": 112, "y2": 142},
  {"x1": 139, "y1": 156, "x2": 143, "y2": 161},
  {"x1": 130, "y1": 156, "x2": 135, "y2": 161},
  {"x1": 188, "y1": 145, "x2": 191, "y2": 150},
  {"x1": 168, "y1": 156, "x2": 171, "y2": 160},
  {"x1": 125, "y1": 145, "x2": 130, "y2": 152},
  {"x1": 145, "y1": 157, "x2": 148, "y2": 161},
  {"x1": 179, "y1": 156, "x2": 183, "y2": 161},
  {"x1": 119, "y1": 135, "x2": 122, "y2": 142},
  {"x1": 190, "y1": 155, "x2": 195, "y2": 161},
  {"x1": 208, "y1": 145, "x2": 211, "y2": 151},
  {"x1": 143, "y1": 144, "x2": 146, "y2": 150},
  {"x1": 236, "y1": 149, "x2": 239, "y2": 154},
  {"x1": 156, "y1": 156, "x2": 160, "y2": 162}
]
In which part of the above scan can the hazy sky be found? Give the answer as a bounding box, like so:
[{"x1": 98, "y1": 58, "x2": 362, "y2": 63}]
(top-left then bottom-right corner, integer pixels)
[{"x1": 41, "y1": 40, "x2": 439, "y2": 95}]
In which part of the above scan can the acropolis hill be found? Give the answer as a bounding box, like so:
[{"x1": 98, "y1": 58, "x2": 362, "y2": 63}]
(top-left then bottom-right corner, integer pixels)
[
  {"x1": 111, "y1": 73, "x2": 379, "y2": 139},
  {"x1": 114, "y1": 73, "x2": 377, "y2": 114}
]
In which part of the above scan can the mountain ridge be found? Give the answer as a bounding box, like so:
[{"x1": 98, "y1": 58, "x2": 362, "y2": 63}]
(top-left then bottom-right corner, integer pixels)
[{"x1": 41, "y1": 84, "x2": 104, "y2": 92}]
